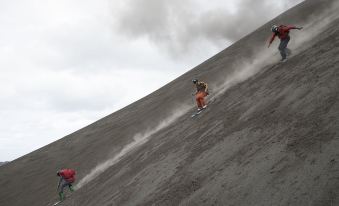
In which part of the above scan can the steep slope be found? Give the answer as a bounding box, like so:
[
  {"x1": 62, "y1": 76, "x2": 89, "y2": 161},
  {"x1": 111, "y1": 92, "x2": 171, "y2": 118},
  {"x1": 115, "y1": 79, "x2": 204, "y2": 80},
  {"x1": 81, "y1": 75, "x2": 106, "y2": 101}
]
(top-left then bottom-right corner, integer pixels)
[
  {"x1": 0, "y1": 162, "x2": 8, "y2": 167},
  {"x1": 1, "y1": 0, "x2": 339, "y2": 206}
]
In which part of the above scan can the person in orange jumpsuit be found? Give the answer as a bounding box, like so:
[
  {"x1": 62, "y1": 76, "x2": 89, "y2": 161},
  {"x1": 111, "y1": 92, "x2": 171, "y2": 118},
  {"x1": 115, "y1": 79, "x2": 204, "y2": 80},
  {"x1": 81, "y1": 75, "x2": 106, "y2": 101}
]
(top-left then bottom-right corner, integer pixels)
[{"x1": 192, "y1": 79, "x2": 208, "y2": 111}]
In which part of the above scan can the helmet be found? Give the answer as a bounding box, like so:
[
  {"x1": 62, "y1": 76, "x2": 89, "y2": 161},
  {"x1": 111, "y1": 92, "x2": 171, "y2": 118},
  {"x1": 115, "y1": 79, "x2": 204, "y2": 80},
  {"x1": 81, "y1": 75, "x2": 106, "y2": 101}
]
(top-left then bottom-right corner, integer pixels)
[
  {"x1": 271, "y1": 25, "x2": 278, "y2": 32},
  {"x1": 57, "y1": 171, "x2": 60, "y2": 176},
  {"x1": 192, "y1": 79, "x2": 198, "y2": 84}
]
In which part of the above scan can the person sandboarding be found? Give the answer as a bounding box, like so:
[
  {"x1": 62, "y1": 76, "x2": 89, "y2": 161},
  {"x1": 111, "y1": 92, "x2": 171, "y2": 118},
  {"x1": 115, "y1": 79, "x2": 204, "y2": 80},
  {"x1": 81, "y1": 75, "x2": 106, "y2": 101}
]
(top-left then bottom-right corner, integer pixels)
[
  {"x1": 268, "y1": 24, "x2": 303, "y2": 62},
  {"x1": 191, "y1": 79, "x2": 209, "y2": 117},
  {"x1": 54, "y1": 169, "x2": 76, "y2": 205}
]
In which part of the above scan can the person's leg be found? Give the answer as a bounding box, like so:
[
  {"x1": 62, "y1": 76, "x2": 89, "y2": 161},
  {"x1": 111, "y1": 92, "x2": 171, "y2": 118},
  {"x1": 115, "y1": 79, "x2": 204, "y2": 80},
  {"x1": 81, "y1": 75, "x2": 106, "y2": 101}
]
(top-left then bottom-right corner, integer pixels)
[
  {"x1": 58, "y1": 180, "x2": 68, "y2": 201},
  {"x1": 200, "y1": 92, "x2": 207, "y2": 108},
  {"x1": 278, "y1": 40, "x2": 287, "y2": 60},
  {"x1": 68, "y1": 183, "x2": 74, "y2": 192},
  {"x1": 283, "y1": 36, "x2": 290, "y2": 57},
  {"x1": 199, "y1": 97, "x2": 206, "y2": 108},
  {"x1": 279, "y1": 37, "x2": 290, "y2": 60},
  {"x1": 58, "y1": 186, "x2": 65, "y2": 201},
  {"x1": 196, "y1": 93, "x2": 203, "y2": 109},
  {"x1": 196, "y1": 92, "x2": 207, "y2": 109}
]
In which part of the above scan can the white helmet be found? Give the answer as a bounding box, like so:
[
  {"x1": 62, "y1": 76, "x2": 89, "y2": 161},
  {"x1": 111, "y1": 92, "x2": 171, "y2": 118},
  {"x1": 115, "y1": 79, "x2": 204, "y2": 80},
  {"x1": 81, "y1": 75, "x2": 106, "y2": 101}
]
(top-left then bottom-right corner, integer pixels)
[{"x1": 271, "y1": 25, "x2": 278, "y2": 32}]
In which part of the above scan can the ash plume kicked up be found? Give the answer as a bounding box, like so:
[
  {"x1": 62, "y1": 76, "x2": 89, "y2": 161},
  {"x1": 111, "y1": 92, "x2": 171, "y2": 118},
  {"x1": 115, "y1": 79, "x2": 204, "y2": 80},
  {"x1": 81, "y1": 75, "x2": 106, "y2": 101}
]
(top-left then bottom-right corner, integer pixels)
[
  {"x1": 113, "y1": 0, "x2": 303, "y2": 57},
  {"x1": 76, "y1": 104, "x2": 191, "y2": 189},
  {"x1": 211, "y1": 0, "x2": 339, "y2": 100},
  {"x1": 291, "y1": 2, "x2": 339, "y2": 53},
  {"x1": 210, "y1": 51, "x2": 275, "y2": 101}
]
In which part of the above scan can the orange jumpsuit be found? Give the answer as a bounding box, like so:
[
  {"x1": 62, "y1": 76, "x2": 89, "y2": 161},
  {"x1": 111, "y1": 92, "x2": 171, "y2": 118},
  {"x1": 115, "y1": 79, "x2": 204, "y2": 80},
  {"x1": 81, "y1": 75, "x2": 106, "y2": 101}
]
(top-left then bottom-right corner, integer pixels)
[
  {"x1": 195, "y1": 82, "x2": 208, "y2": 109},
  {"x1": 196, "y1": 91, "x2": 207, "y2": 108}
]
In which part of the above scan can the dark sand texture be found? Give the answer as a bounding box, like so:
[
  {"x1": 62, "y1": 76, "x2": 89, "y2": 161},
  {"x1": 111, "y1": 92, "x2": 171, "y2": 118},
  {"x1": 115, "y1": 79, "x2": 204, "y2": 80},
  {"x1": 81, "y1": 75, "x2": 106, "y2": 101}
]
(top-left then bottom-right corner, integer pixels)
[{"x1": 1, "y1": 0, "x2": 339, "y2": 205}]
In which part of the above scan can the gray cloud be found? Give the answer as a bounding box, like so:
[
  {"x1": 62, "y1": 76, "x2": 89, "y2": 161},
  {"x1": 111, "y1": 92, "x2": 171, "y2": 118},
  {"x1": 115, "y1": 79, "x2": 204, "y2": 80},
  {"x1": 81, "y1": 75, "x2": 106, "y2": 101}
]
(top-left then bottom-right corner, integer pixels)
[{"x1": 114, "y1": 0, "x2": 304, "y2": 57}]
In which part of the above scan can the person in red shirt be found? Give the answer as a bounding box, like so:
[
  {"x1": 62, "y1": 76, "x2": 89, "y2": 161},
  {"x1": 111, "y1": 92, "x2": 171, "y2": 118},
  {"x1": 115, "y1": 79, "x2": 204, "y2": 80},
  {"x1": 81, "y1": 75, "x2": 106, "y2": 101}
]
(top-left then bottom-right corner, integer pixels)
[
  {"x1": 268, "y1": 25, "x2": 303, "y2": 61},
  {"x1": 57, "y1": 169, "x2": 76, "y2": 201}
]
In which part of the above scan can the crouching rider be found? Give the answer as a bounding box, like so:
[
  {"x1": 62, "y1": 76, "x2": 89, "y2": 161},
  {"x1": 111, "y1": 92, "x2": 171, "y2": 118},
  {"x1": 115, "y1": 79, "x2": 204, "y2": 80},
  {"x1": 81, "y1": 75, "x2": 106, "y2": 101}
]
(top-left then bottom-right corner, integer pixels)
[
  {"x1": 192, "y1": 79, "x2": 209, "y2": 111},
  {"x1": 57, "y1": 168, "x2": 76, "y2": 201}
]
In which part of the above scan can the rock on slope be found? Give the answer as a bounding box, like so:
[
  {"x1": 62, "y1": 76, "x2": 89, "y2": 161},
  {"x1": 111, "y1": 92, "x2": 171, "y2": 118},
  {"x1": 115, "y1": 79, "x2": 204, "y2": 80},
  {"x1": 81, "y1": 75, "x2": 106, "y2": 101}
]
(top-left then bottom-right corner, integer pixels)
[{"x1": 1, "y1": 0, "x2": 339, "y2": 206}]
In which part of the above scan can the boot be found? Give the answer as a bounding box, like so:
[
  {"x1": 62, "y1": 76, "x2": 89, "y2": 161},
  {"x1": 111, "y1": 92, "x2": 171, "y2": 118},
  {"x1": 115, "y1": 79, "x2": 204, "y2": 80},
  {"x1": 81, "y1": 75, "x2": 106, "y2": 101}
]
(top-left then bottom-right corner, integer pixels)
[
  {"x1": 69, "y1": 185, "x2": 75, "y2": 192},
  {"x1": 58, "y1": 192, "x2": 65, "y2": 201}
]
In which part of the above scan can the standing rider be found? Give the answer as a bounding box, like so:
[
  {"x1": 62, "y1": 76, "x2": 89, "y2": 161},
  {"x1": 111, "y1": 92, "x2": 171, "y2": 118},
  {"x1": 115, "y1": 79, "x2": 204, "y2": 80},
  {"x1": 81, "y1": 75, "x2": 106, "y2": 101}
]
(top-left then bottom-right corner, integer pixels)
[
  {"x1": 57, "y1": 168, "x2": 76, "y2": 201},
  {"x1": 192, "y1": 79, "x2": 208, "y2": 111},
  {"x1": 268, "y1": 24, "x2": 302, "y2": 61}
]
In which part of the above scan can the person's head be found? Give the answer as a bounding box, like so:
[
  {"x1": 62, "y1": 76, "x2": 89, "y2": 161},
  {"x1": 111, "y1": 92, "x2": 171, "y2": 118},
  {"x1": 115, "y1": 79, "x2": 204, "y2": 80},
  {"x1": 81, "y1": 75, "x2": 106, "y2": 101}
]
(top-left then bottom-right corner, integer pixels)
[
  {"x1": 192, "y1": 79, "x2": 198, "y2": 84},
  {"x1": 57, "y1": 170, "x2": 61, "y2": 176},
  {"x1": 271, "y1": 25, "x2": 279, "y2": 33}
]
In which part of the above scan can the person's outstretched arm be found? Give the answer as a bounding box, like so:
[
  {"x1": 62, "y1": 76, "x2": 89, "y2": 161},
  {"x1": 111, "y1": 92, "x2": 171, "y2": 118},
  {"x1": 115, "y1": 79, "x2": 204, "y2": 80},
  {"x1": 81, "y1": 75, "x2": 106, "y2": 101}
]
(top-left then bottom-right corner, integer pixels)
[
  {"x1": 268, "y1": 33, "x2": 276, "y2": 48},
  {"x1": 287, "y1": 25, "x2": 303, "y2": 30}
]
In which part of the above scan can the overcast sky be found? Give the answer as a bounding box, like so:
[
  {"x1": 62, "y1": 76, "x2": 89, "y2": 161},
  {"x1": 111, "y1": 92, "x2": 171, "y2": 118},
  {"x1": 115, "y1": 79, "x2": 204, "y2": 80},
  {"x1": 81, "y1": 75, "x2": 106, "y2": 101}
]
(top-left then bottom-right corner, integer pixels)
[{"x1": 0, "y1": 0, "x2": 303, "y2": 161}]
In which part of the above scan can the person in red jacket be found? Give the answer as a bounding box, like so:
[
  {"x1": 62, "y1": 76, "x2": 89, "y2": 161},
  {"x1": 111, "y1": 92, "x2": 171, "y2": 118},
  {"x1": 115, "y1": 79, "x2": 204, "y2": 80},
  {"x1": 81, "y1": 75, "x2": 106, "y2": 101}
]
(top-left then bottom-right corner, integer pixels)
[
  {"x1": 192, "y1": 79, "x2": 209, "y2": 111},
  {"x1": 57, "y1": 169, "x2": 76, "y2": 201},
  {"x1": 268, "y1": 25, "x2": 303, "y2": 61}
]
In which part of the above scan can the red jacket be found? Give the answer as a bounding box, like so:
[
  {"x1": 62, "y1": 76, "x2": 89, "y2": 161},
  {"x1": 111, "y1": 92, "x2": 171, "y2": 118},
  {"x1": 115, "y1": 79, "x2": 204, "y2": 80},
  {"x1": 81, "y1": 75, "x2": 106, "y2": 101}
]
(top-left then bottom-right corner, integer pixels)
[
  {"x1": 269, "y1": 25, "x2": 297, "y2": 44},
  {"x1": 59, "y1": 169, "x2": 76, "y2": 183}
]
